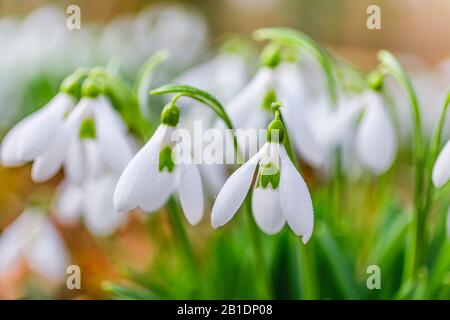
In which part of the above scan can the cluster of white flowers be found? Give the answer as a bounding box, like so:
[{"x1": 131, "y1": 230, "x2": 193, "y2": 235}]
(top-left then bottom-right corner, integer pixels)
[{"x1": 1, "y1": 19, "x2": 450, "y2": 286}]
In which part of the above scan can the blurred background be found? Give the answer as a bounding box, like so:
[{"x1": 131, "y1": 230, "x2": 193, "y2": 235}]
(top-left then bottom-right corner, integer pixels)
[{"x1": 0, "y1": 0, "x2": 449, "y2": 299}]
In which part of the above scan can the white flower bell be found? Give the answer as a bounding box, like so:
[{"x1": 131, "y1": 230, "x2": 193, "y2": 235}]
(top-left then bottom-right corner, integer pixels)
[
  {"x1": 114, "y1": 102, "x2": 204, "y2": 225},
  {"x1": 0, "y1": 209, "x2": 69, "y2": 281},
  {"x1": 211, "y1": 111, "x2": 314, "y2": 243}
]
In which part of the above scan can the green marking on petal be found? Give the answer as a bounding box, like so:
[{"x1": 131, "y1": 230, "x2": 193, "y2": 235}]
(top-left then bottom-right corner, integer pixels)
[
  {"x1": 79, "y1": 117, "x2": 96, "y2": 140},
  {"x1": 262, "y1": 89, "x2": 277, "y2": 113},
  {"x1": 257, "y1": 162, "x2": 280, "y2": 189},
  {"x1": 159, "y1": 145, "x2": 175, "y2": 173}
]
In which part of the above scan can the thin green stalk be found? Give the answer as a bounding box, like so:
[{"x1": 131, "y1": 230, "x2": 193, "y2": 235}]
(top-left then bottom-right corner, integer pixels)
[
  {"x1": 166, "y1": 196, "x2": 201, "y2": 293},
  {"x1": 244, "y1": 194, "x2": 272, "y2": 299},
  {"x1": 378, "y1": 50, "x2": 427, "y2": 282},
  {"x1": 423, "y1": 91, "x2": 450, "y2": 228}
]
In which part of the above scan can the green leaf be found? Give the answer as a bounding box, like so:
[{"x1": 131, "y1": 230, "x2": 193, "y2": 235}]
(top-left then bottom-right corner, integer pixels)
[
  {"x1": 135, "y1": 50, "x2": 169, "y2": 110},
  {"x1": 102, "y1": 282, "x2": 159, "y2": 300},
  {"x1": 315, "y1": 222, "x2": 359, "y2": 299}
]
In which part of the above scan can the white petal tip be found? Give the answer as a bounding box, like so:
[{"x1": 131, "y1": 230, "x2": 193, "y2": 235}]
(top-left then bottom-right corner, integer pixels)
[{"x1": 301, "y1": 233, "x2": 312, "y2": 244}]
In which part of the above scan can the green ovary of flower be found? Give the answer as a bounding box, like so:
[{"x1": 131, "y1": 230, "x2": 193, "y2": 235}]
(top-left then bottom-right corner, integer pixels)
[
  {"x1": 79, "y1": 118, "x2": 96, "y2": 140},
  {"x1": 160, "y1": 103, "x2": 180, "y2": 127},
  {"x1": 257, "y1": 162, "x2": 280, "y2": 189},
  {"x1": 159, "y1": 145, "x2": 176, "y2": 173}
]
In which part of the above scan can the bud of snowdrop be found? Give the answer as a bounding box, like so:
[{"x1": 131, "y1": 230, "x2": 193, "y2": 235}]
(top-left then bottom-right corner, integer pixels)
[
  {"x1": 211, "y1": 105, "x2": 314, "y2": 243},
  {"x1": 0, "y1": 209, "x2": 69, "y2": 281},
  {"x1": 114, "y1": 102, "x2": 204, "y2": 225}
]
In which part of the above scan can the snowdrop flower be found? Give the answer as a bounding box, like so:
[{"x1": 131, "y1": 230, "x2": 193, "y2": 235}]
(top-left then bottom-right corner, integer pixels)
[
  {"x1": 1, "y1": 73, "x2": 133, "y2": 184},
  {"x1": 174, "y1": 51, "x2": 250, "y2": 104},
  {"x1": 114, "y1": 102, "x2": 204, "y2": 225},
  {"x1": 355, "y1": 90, "x2": 397, "y2": 174},
  {"x1": 55, "y1": 175, "x2": 125, "y2": 237},
  {"x1": 0, "y1": 209, "x2": 69, "y2": 281},
  {"x1": 0, "y1": 91, "x2": 76, "y2": 168},
  {"x1": 211, "y1": 109, "x2": 314, "y2": 243}
]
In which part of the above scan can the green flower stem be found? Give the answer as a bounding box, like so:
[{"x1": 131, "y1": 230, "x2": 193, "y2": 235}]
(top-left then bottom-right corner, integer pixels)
[
  {"x1": 151, "y1": 85, "x2": 269, "y2": 297},
  {"x1": 151, "y1": 85, "x2": 241, "y2": 164},
  {"x1": 378, "y1": 50, "x2": 426, "y2": 283},
  {"x1": 244, "y1": 193, "x2": 272, "y2": 299},
  {"x1": 420, "y1": 91, "x2": 450, "y2": 261},
  {"x1": 134, "y1": 50, "x2": 169, "y2": 116},
  {"x1": 166, "y1": 196, "x2": 201, "y2": 295}
]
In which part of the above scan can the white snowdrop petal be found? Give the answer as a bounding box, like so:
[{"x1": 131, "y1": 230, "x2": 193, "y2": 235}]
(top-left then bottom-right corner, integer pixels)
[
  {"x1": 94, "y1": 97, "x2": 133, "y2": 173},
  {"x1": 15, "y1": 92, "x2": 74, "y2": 161},
  {"x1": 113, "y1": 125, "x2": 167, "y2": 212},
  {"x1": 82, "y1": 176, "x2": 123, "y2": 237},
  {"x1": 64, "y1": 138, "x2": 85, "y2": 185},
  {"x1": 226, "y1": 68, "x2": 275, "y2": 129},
  {"x1": 0, "y1": 210, "x2": 46, "y2": 274},
  {"x1": 31, "y1": 121, "x2": 73, "y2": 182},
  {"x1": 356, "y1": 93, "x2": 397, "y2": 174},
  {"x1": 25, "y1": 219, "x2": 69, "y2": 281},
  {"x1": 0, "y1": 119, "x2": 29, "y2": 166},
  {"x1": 252, "y1": 187, "x2": 285, "y2": 235},
  {"x1": 139, "y1": 170, "x2": 177, "y2": 213},
  {"x1": 55, "y1": 182, "x2": 83, "y2": 224},
  {"x1": 432, "y1": 139, "x2": 450, "y2": 188},
  {"x1": 280, "y1": 103, "x2": 325, "y2": 168},
  {"x1": 279, "y1": 146, "x2": 314, "y2": 243},
  {"x1": 83, "y1": 140, "x2": 105, "y2": 179},
  {"x1": 211, "y1": 144, "x2": 267, "y2": 228},
  {"x1": 179, "y1": 162, "x2": 204, "y2": 225}
]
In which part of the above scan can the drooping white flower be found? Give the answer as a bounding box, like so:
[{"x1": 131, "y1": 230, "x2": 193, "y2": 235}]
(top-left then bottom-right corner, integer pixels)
[
  {"x1": 1, "y1": 93, "x2": 133, "y2": 184},
  {"x1": 355, "y1": 91, "x2": 397, "y2": 174},
  {"x1": 0, "y1": 92, "x2": 75, "y2": 167},
  {"x1": 55, "y1": 175, "x2": 125, "y2": 237},
  {"x1": 173, "y1": 52, "x2": 250, "y2": 104},
  {"x1": 62, "y1": 96, "x2": 134, "y2": 184},
  {"x1": 0, "y1": 209, "x2": 69, "y2": 281},
  {"x1": 53, "y1": 96, "x2": 132, "y2": 236},
  {"x1": 114, "y1": 103, "x2": 204, "y2": 225},
  {"x1": 432, "y1": 138, "x2": 450, "y2": 188},
  {"x1": 211, "y1": 114, "x2": 314, "y2": 243}
]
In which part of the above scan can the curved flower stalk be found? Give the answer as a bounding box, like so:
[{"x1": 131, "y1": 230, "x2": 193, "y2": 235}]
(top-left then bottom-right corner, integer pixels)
[
  {"x1": 113, "y1": 102, "x2": 204, "y2": 225},
  {"x1": 0, "y1": 209, "x2": 69, "y2": 282},
  {"x1": 211, "y1": 106, "x2": 314, "y2": 244}
]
